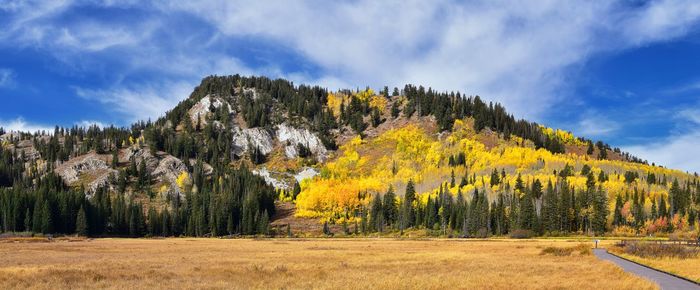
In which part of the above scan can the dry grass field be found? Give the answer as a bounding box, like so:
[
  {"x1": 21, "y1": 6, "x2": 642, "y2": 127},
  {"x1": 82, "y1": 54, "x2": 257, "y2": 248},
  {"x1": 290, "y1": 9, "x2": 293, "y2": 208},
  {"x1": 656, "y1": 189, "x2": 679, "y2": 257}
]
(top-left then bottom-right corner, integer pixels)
[{"x1": 0, "y1": 238, "x2": 656, "y2": 289}]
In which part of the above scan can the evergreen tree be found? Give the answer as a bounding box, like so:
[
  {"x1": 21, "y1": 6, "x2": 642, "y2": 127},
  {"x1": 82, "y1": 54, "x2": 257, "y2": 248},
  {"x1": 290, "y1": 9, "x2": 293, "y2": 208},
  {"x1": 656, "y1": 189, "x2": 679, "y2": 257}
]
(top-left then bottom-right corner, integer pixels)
[
  {"x1": 383, "y1": 186, "x2": 398, "y2": 226},
  {"x1": 369, "y1": 194, "x2": 384, "y2": 232},
  {"x1": 76, "y1": 205, "x2": 88, "y2": 236},
  {"x1": 592, "y1": 186, "x2": 609, "y2": 235},
  {"x1": 41, "y1": 202, "x2": 52, "y2": 234}
]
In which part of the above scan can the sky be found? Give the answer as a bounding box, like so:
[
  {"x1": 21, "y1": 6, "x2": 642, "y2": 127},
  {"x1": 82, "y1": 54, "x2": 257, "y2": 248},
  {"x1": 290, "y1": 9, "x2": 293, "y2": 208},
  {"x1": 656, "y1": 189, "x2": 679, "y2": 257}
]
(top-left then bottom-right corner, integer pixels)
[{"x1": 1, "y1": 0, "x2": 700, "y2": 173}]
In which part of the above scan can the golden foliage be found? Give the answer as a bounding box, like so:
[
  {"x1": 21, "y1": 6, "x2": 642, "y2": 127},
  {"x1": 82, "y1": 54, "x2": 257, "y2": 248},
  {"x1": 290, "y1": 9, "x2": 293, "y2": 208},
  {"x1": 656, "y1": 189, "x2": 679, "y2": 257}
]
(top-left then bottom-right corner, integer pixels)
[
  {"x1": 175, "y1": 171, "x2": 191, "y2": 192},
  {"x1": 297, "y1": 116, "x2": 695, "y2": 222}
]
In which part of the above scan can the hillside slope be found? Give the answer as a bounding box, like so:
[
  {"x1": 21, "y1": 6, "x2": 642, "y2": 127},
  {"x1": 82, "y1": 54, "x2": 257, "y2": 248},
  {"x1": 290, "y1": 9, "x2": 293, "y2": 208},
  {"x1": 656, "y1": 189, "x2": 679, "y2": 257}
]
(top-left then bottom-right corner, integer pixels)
[{"x1": 0, "y1": 74, "x2": 698, "y2": 238}]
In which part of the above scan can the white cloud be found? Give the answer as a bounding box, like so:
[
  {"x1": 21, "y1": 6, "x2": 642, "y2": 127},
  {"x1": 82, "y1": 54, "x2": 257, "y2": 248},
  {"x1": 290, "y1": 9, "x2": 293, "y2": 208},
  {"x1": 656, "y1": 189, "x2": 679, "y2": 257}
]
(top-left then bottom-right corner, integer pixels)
[
  {"x1": 625, "y1": 131, "x2": 700, "y2": 174},
  {"x1": 4, "y1": 1, "x2": 700, "y2": 121},
  {"x1": 0, "y1": 117, "x2": 53, "y2": 134},
  {"x1": 74, "y1": 81, "x2": 194, "y2": 123},
  {"x1": 680, "y1": 108, "x2": 700, "y2": 124},
  {"x1": 77, "y1": 120, "x2": 108, "y2": 128},
  {"x1": 624, "y1": 106, "x2": 700, "y2": 173},
  {"x1": 573, "y1": 110, "x2": 622, "y2": 137},
  {"x1": 0, "y1": 68, "x2": 15, "y2": 88},
  {"x1": 146, "y1": 0, "x2": 700, "y2": 120}
]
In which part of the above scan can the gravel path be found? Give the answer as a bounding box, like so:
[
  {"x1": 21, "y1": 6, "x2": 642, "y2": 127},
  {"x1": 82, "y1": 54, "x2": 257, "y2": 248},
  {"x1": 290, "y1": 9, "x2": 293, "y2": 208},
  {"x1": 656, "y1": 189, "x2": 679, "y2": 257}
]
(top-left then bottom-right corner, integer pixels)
[{"x1": 594, "y1": 249, "x2": 700, "y2": 290}]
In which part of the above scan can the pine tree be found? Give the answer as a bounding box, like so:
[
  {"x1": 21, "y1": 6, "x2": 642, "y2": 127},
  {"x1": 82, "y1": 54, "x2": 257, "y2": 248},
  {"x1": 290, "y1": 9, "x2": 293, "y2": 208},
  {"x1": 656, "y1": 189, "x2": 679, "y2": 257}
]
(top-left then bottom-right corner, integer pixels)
[
  {"x1": 490, "y1": 168, "x2": 500, "y2": 186},
  {"x1": 592, "y1": 186, "x2": 608, "y2": 235},
  {"x1": 76, "y1": 205, "x2": 88, "y2": 236},
  {"x1": 542, "y1": 180, "x2": 559, "y2": 233},
  {"x1": 613, "y1": 194, "x2": 623, "y2": 226},
  {"x1": 41, "y1": 202, "x2": 52, "y2": 234},
  {"x1": 24, "y1": 209, "x2": 31, "y2": 233},
  {"x1": 383, "y1": 186, "x2": 398, "y2": 226},
  {"x1": 391, "y1": 101, "x2": 400, "y2": 118},
  {"x1": 370, "y1": 194, "x2": 384, "y2": 232},
  {"x1": 292, "y1": 181, "x2": 301, "y2": 200},
  {"x1": 258, "y1": 210, "x2": 269, "y2": 235}
]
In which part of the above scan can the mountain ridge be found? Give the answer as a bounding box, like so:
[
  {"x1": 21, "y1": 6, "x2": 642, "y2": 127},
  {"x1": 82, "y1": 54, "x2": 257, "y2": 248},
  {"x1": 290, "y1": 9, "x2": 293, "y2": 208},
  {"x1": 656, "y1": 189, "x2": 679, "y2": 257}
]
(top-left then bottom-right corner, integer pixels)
[{"x1": 0, "y1": 74, "x2": 697, "y2": 238}]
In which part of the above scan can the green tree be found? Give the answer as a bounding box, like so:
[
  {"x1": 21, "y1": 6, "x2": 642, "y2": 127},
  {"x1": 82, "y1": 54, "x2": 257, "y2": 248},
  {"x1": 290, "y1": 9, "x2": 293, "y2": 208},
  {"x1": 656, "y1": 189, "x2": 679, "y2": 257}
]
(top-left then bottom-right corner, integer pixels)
[
  {"x1": 592, "y1": 186, "x2": 609, "y2": 235},
  {"x1": 383, "y1": 186, "x2": 398, "y2": 226},
  {"x1": 370, "y1": 194, "x2": 384, "y2": 232},
  {"x1": 41, "y1": 202, "x2": 52, "y2": 234},
  {"x1": 76, "y1": 205, "x2": 88, "y2": 236}
]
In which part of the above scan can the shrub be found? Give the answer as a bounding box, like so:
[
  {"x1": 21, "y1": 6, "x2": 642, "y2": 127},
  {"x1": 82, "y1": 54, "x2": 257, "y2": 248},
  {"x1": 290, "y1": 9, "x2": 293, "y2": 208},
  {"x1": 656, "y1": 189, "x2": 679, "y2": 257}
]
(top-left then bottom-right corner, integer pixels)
[
  {"x1": 573, "y1": 243, "x2": 592, "y2": 255},
  {"x1": 509, "y1": 229, "x2": 535, "y2": 239},
  {"x1": 541, "y1": 244, "x2": 591, "y2": 256},
  {"x1": 541, "y1": 247, "x2": 574, "y2": 256},
  {"x1": 623, "y1": 242, "x2": 700, "y2": 259}
]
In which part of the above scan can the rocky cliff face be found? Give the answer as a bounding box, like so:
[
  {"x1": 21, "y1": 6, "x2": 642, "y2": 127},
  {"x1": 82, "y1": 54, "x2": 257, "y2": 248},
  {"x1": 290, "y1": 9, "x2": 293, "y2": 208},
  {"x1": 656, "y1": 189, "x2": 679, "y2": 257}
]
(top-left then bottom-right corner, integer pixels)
[
  {"x1": 54, "y1": 153, "x2": 117, "y2": 195},
  {"x1": 276, "y1": 123, "x2": 327, "y2": 162},
  {"x1": 153, "y1": 155, "x2": 189, "y2": 195},
  {"x1": 231, "y1": 127, "x2": 274, "y2": 157},
  {"x1": 188, "y1": 95, "x2": 233, "y2": 126}
]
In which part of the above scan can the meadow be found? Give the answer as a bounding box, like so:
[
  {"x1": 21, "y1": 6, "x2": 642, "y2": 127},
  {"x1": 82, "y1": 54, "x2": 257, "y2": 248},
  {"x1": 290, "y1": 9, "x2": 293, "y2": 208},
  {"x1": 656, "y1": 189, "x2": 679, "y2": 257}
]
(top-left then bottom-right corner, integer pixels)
[{"x1": 0, "y1": 238, "x2": 656, "y2": 289}]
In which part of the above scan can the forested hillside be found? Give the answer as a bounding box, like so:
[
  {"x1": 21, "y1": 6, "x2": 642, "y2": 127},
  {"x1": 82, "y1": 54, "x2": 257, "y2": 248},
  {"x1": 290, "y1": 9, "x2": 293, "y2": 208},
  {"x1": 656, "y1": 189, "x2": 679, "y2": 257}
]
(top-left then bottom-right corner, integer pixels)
[{"x1": 1, "y1": 74, "x2": 698, "y2": 238}]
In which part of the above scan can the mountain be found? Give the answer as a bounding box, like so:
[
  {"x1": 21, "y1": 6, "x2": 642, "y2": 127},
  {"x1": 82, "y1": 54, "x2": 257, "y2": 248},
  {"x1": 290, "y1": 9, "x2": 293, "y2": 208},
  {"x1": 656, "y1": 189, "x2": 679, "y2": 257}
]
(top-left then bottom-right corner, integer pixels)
[{"x1": 1, "y1": 74, "x2": 698, "y2": 237}]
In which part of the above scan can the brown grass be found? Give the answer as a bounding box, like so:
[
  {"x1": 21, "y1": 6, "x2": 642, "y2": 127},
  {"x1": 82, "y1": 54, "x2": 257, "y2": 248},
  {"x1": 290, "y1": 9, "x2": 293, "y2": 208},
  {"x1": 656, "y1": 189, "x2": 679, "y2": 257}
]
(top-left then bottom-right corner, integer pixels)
[
  {"x1": 540, "y1": 243, "x2": 592, "y2": 256},
  {"x1": 0, "y1": 238, "x2": 656, "y2": 289}
]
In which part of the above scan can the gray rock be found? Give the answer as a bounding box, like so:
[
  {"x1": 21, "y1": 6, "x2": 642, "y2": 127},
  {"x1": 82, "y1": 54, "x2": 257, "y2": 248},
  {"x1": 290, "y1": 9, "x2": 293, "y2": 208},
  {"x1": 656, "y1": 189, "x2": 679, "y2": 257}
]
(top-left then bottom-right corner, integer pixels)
[
  {"x1": 188, "y1": 95, "x2": 233, "y2": 126},
  {"x1": 54, "y1": 153, "x2": 117, "y2": 196},
  {"x1": 231, "y1": 127, "x2": 274, "y2": 157},
  {"x1": 252, "y1": 167, "x2": 289, "y2": 189},
  {"x1": 294, "y1": 167, "x2": 320, "y2": 183},
  {"x1": 276, "y1": 123, "x2": 327, "y2": 161}
]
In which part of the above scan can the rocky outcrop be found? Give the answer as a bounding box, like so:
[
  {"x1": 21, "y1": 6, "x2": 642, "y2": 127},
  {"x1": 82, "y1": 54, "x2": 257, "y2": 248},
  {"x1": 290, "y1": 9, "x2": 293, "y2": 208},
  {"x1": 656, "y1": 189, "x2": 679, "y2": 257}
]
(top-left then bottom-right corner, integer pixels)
[
  {"x1": 122, "y1": 147, "x2": 159, "y2": 172},
  {"x1": 15, "y1": 140, "x2": 41, "y2": 161},
  {"x1": 54, "y1": 153, "x2": 117, "y2": 195},
  {"x1": 153, "y1": 155, "x2": 188, "y2": 185},
  {"x1": 294, "y1": 167, "x2": 320, "y2": 182},
  {"x1": 276, "y1": 123, "x2": 327, "y2": 161},
  {"x1": 231, "y1": 127, "x2": 274, "y2": 157},
  {"x1": 188, "y1": 95, "x2": 233, "y2": 126},
  {"x1": 252, "y1": 167, "x2": 289, "y2": 189}
]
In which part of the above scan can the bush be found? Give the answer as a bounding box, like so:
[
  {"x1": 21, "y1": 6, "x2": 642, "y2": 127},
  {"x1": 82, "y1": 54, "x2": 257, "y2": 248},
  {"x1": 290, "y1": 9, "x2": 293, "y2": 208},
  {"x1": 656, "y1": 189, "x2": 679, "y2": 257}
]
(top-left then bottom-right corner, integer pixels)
[
  {"x1": 541, "y1": 247, "x2": 574, "y2": 256},
  {"x1": 475, "y1": 228, "x2": 489, "y2": 238},
  {"x1": 509, "y1": 229, "x2": 535, "y2": 239},
  {"x1": 541, "y1": 244, "x2": 591, "y2": 256},
  {"x1": 623, "y1": 242, "x2": 700, "y2": 259}
]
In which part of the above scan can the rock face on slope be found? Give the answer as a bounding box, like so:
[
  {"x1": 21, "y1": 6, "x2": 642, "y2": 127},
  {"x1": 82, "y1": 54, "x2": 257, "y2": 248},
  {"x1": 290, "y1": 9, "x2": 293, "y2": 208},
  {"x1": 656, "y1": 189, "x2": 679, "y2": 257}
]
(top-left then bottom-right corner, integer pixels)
[
  {"x1": 188, "y1": 95, "x2": 233, "y2": 126},
  {"x1": 153, "y1": 155, "x2": 189, "y2": 195},
  {"x1": 231, "y1": 127, "x2": 274, "y2": 157},
  {"x1": 276, "y1": 123, "x2": 327, "y2": 161},
  {"x1": 294, "y1": 167, "x2": 320, "y2": 182},
  {"x1": 252, "y1": 167, "x2": 289, "y2": 189},
  {"x1": 123, "y1": 147, "x2": 160, "y2": 172},
  {"x1": 55, "y1": 153, "x2": 117, "y2": 195}
]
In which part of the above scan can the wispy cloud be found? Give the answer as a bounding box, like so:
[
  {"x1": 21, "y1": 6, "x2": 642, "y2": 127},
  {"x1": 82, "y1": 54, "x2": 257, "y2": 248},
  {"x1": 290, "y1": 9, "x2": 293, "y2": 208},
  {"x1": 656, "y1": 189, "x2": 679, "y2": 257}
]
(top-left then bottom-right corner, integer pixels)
[
  {"x1": 624, "y1": 105, "x2": 700, "y2": 173},
  {"x1": 76, "y1": 120, "x2": 108, "y2": 128},
  {"x1": 0, "y1": 68, "x2": 15, "y2": 88},
  {"x1": 0, "y1": 117, "x2": 53, "y2": 133},
  {"x1": 74, "y1": 81, "x2": 195, "y2": 123},
  {"x1": 576, "y1": 112, "x2": 621, "y2": 137},
  {"x1": 625, "y1": 131, "x2": 700, "y2": 174}
]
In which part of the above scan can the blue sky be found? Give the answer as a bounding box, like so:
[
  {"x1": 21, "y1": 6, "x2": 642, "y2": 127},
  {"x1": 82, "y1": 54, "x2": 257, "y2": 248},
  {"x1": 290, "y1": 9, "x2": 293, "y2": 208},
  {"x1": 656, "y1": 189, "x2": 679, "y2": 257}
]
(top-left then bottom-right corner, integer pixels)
[{"x1": 1, "y1": 0, "x2": 700, "y2": 173}]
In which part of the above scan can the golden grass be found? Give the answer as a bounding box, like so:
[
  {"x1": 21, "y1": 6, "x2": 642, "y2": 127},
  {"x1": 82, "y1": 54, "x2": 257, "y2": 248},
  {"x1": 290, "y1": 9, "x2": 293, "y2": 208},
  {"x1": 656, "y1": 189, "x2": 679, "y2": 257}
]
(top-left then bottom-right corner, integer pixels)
[
  {"x1": 0, "y1": 238, "x2": 657, "y2": 289},
  {"x1": 610, "y1": 245, "x2": 700, "y2": 283}
]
